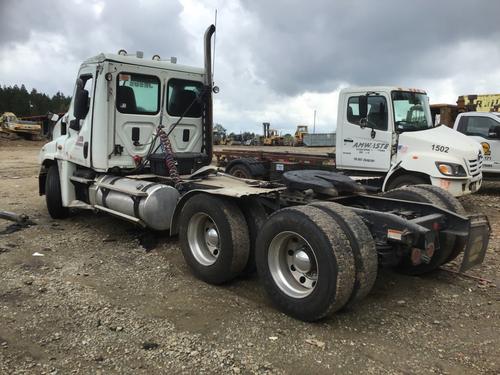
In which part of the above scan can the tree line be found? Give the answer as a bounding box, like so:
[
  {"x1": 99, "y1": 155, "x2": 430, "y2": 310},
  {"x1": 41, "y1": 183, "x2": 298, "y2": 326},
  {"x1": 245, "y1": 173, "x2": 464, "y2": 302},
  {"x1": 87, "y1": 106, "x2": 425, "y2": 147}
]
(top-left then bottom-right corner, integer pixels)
[{"x1": 0, "y1": 84, "x2": 71, "y2": 117}]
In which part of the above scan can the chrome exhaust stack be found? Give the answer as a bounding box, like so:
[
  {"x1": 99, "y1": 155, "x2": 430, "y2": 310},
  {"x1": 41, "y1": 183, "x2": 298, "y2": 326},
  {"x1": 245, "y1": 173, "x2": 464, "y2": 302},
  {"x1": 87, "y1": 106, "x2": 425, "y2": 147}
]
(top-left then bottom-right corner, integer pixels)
[
  {"x1": 204, "y1": 24, "x2": 216, "y2": 87},
  {"x1": 202, "y1": 24, "x2": 216, "y2": 163}
]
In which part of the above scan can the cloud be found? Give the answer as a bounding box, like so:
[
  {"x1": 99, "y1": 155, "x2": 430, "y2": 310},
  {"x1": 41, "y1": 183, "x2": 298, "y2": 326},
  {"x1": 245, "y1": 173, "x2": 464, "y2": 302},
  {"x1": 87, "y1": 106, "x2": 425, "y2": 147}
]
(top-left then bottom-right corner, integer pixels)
[
  {"x1": 240, "y1": 0, "x2": 500, "y2": 96},
  {"x1": 1, "y1": 0, "x2": 499, "y2": 133},
  {"x1": 0, "y1": 0, "x2": 188, "y2": 93}
]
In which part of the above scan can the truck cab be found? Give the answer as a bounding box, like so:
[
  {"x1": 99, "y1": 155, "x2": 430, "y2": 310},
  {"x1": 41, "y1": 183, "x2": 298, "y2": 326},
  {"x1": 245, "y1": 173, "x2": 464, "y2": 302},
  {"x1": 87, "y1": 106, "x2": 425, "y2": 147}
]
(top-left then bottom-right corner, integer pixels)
[
  {"x1": 453, "y1": 112, "x2": 500, "y2": 176},
  {"x1": 42, "y1": 53, "x2": 209, "y2": 176},
  {"x1": 336, "y1": 87, "x2": 484, "y2": 196}
]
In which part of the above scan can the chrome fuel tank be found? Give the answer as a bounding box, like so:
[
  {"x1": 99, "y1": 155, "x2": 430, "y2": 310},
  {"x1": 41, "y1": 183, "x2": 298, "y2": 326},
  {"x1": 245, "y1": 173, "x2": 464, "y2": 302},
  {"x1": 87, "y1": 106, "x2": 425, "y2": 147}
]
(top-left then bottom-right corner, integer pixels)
[{"x1": 92, "y1": 175, "x2": 180, "y2": 230}]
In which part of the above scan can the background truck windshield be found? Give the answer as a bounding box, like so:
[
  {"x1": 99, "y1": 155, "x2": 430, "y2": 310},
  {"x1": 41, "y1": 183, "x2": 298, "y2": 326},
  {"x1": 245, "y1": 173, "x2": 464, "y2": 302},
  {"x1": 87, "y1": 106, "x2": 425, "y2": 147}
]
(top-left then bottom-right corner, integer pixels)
[{"x1": 392, "y1": 91, "x2": 432, "y2": 132}]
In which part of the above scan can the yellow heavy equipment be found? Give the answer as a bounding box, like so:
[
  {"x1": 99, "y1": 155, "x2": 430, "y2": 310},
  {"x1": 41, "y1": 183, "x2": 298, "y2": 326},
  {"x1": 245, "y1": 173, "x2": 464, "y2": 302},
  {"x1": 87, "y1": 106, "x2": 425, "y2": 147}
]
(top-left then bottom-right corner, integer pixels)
[
  {"x1": 458, "y1": 94, "x2": 500, "y2": 112},
  {"x1": 0, "y1": 112, "x2": 42, "y2": 140},
  {"x1": 294, "y1": 125, "x2": 308, "y2": 146},
  {"x1": 431, "y1": 93, "x2": 500, "y2": 127},
  {"x1": 261, "y1": 122, "x2": 284, "y2": 146}
]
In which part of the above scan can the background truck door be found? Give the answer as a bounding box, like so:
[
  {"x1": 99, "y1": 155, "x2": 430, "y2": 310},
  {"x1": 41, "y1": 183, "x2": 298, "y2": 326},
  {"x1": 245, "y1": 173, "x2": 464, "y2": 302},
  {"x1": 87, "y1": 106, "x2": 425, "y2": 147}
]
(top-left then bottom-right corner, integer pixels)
[
  {"x1": 457, "y1": 114, "x2": 500, "y2": 173},
  {"x1": 339, "y1": 93, "x2": 393, "y2": 171}
]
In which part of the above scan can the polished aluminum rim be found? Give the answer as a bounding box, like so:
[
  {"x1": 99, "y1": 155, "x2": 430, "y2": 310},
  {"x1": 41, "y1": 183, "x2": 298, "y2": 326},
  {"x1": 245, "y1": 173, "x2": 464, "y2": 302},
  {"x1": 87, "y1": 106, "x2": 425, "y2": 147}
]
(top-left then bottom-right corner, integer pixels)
[
  {"x1": 187, "y1": 213, "x2": 220, "y2": 266},
  {"x1": 268, "y1": 231, "x2": 318, "y2": 298}
]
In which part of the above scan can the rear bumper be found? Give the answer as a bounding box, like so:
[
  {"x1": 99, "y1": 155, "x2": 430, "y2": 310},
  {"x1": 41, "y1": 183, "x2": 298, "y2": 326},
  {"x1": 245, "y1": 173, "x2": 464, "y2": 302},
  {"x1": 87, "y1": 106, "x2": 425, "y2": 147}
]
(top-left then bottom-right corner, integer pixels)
[{"x1": 430, "y1": 174, "x2": 482, "y2": 197}]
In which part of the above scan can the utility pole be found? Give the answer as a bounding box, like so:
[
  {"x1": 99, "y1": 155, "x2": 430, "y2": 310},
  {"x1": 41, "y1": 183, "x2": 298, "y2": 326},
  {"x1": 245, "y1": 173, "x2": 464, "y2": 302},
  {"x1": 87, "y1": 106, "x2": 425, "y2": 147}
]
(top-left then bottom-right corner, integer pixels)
[{"x1": 313, "y1": 109, "x2": 316, "y2": 134}]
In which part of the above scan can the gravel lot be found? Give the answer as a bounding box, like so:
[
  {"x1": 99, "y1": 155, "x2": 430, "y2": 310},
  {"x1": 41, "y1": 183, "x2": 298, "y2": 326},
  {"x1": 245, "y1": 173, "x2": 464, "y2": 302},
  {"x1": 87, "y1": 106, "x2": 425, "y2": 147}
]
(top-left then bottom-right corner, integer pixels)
[{"x1": 1, "y1": 139, "x2": 499, "y2": 374}]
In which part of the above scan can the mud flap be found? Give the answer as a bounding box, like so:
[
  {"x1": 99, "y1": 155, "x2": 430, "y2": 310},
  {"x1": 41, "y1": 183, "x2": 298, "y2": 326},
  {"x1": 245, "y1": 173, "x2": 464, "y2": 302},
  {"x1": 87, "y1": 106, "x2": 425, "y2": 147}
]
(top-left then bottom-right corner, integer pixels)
[{"x1": 460, "y1": 214, "x2": 490, "y2": 272}]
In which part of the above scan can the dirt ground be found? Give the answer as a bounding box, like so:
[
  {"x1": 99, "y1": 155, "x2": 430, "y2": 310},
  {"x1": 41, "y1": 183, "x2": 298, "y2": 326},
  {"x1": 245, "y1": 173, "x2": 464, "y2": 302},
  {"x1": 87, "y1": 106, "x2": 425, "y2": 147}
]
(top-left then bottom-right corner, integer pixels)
[{"x1": 0, "y1": 139, "x2": 499, "y2": 374}]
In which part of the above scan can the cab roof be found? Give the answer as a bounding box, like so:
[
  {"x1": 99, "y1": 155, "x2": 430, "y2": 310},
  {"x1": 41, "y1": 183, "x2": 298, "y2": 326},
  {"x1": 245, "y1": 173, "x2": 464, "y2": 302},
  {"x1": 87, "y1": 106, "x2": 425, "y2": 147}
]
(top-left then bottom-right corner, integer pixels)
[
  {"x1": 81, "y1": 53, "x2": 205, "y2": 75},
  {"x1": 340, "y1": 86, "x2": 427, "y2": 95},
  {"x1": 459, "y1": 111, "x2": 500, "y2": 118}
]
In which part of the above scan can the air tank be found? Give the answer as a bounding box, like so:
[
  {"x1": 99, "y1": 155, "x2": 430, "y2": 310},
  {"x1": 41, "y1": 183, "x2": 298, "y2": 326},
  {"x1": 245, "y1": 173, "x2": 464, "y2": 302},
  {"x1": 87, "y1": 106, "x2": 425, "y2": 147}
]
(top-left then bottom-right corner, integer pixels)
[{"x1": 93, "y1": 175, "x2": 180, "y2": 230}]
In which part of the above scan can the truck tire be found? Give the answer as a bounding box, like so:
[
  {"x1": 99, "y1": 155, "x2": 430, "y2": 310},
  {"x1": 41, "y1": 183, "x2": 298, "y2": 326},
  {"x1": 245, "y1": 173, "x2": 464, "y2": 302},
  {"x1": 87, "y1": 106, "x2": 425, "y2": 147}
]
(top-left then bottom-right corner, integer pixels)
[
  {"x1": 386, "y1": 174, "x2": 428, "y2": 190},
  {"x1": 255, "y1": 205, "x2": 355, "y2": 321},
  {"x1": 411, "y1": 184, "x2": 467, "y2": 264},
  {"x1": 310, "y1": 201, "x2": 378, "y2": 307},
  {"x1": 228, "y1": 164, "x2": 252, "y2": 179},
  {"x1": 45, "y1": 164, "x2": 69, "y2": 219},
  {"x1": 238, "y1": 198, "x2": 268, "y2": 275},
  {"x1": 412, "y1": 184, "x2": 466, "y2": 214},
  {"x1": 382, "y1": 186, "x2": 456, "y2": 275},
  {"x1": 179, "y1": 194, "x2": 250, "y2": 285}
]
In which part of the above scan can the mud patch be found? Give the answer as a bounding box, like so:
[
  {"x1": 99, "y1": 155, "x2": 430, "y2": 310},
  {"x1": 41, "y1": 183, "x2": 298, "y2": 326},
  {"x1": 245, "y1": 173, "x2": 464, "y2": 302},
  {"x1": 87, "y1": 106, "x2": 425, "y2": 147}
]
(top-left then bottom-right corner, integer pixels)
[
  {"x1": 125, "y1": 228, "x2": 171, "y2": 251},
  {"x1": 0, "y1": 289, "x2": 25, "y2": 303},
  {"x1": 0, "y1": 222, "x2": 33, "y2": 235},
  {"x1": 0, "y1": 213, "x2": 36, "y2": 235}
]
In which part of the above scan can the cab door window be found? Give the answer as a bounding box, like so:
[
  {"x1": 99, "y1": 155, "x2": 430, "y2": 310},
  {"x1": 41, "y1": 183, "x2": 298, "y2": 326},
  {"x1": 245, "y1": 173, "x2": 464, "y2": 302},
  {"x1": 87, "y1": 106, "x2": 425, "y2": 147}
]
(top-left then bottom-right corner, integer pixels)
[
  {"x1": 459, "y1": 116, "x2": 499, "y2": 138},
  {"x1": 347, "y1": 96, "x2": 388, "y2": 130},
  {"x1": 78, "y1": 75, "x2": 93, "y2": 119},
  {"x1": 116, "y1": 73, "x2": 160, "y2": 115},
  {"x1": 167, "y1": 79, "x2": 204, "y2": 117}
]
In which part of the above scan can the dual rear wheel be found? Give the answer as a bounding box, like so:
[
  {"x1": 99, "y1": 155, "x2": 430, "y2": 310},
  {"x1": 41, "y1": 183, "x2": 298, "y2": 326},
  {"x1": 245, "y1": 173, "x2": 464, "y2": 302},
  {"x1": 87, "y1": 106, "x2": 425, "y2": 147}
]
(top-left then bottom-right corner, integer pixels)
[
  {"x1": 179, "y1": 194, "x2": 251, "y2": 285},
  {"x1": 178, "y1": 194, "x2": 268, "y2": 284},
  {"x1": 179, "y1": 194, "x2": 377, "y2": 321},
  {"x1": 255, "y1": 204, "x2": 377, "y2": 321},
  {"x1": 179, "y1": 185, "x2": 465, "y2": 321}
]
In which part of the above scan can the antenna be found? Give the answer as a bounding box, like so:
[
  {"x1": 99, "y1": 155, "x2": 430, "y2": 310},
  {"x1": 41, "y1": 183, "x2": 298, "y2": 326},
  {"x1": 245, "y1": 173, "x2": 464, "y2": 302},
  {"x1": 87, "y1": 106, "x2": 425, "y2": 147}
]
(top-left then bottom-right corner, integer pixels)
[{"x1": 212, "y1": 9, "x2": 218, "y2": 83}]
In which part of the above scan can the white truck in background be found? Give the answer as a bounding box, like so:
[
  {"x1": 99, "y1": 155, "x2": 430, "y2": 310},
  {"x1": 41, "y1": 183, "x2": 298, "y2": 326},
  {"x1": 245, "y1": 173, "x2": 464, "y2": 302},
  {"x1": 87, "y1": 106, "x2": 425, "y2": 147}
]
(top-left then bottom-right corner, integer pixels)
[
  {"x1": 218, "y1": 87, "x2": 485, "y2": 196},
  {"x1": 453, "y1": 112, "x2": 500, "y2": 177}
]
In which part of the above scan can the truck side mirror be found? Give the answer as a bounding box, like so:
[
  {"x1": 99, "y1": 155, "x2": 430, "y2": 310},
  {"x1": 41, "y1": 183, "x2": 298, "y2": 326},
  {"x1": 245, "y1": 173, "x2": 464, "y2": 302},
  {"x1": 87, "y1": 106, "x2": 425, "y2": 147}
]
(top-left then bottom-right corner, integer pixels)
[
  {"x1": 489, "y1": 125, "x2": 500, "y2": 139},
  {"x1": 73, "y1": 78, "x2": 89, "y2": 121},
  {"x1": 358, "y1": 95, "x2": 368, "y2": 119},
  {"x1": 47, "y1": 112, "x2": 59, "y2": 122}
]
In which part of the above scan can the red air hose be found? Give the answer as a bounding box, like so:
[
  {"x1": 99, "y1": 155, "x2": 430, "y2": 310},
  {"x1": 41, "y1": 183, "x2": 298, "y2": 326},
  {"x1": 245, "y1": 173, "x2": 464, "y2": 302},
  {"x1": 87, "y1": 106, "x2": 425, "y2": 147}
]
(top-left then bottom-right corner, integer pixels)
[{"x1": 157, "y1": 128, "x2": 182, "y2": 188}]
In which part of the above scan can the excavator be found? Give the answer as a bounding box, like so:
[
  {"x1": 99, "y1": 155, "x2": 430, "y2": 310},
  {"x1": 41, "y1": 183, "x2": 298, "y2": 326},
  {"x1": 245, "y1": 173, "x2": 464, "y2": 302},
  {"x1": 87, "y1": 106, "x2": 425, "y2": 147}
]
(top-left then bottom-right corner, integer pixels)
[{"x1": 0, "y1": 112, "x2": 42, "y2": 140}]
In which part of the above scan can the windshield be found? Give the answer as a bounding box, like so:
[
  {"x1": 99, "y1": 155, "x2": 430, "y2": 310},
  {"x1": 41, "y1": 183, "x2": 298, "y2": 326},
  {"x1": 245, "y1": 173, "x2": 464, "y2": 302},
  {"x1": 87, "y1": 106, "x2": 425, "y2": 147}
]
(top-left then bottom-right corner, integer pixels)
[{"x1": 392, "y1": 91, "x2": 432, "y2": 132}]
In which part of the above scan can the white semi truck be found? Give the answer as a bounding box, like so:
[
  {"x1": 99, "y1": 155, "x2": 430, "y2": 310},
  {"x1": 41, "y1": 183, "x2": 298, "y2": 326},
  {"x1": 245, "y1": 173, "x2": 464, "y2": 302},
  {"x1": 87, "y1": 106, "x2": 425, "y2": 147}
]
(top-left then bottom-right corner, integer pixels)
[
  {"x1": 38, "y1": 25, "x2": 491, "y2": 322},
  {"x1": 217, "y1": 87, "x2": 484, "y2": 197}
]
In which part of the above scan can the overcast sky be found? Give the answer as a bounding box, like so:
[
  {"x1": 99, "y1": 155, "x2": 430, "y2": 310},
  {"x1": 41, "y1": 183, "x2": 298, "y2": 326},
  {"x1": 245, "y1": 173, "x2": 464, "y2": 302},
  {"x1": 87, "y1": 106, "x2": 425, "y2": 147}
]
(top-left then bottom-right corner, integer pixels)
[{"x1": 1, "y1": 0, "x2": 499, "y2": 134}]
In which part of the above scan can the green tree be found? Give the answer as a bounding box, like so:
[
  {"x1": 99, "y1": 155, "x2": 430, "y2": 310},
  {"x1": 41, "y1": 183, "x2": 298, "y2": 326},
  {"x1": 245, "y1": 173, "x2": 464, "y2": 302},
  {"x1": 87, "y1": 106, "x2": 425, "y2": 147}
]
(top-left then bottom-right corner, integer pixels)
[
  {"x1": 213, "y1": 123, "x2": 226, "y2": 135},
  {"x1": 0, "y1": 84, "x2": 71, "y2": 116}
]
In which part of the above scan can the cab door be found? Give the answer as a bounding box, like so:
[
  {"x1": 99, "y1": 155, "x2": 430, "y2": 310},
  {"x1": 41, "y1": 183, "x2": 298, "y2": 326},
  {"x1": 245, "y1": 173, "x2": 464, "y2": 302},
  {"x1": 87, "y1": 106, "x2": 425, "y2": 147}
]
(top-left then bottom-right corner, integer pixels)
[
  {"x1": 164, "y1": 75, "x2": 205, "y2": 154},
  {"x1": 65, "y1": 66, "x2": 96, "y2": 168},
  {"x1": 338, "y1": 93, "x2": 393, "y2": 172},
  {"x1": 109, "y1": 65, "x2": 161, "y2": 168},
  {"x1": 457, "y1": 114, "x2": 500, "y2": 173}
]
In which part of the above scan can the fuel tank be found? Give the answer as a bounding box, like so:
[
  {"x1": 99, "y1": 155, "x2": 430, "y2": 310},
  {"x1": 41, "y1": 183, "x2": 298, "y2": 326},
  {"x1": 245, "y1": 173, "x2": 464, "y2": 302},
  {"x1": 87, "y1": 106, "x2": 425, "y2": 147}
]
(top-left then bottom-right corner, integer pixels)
[{"x1": 91, "y1": 175, "x2": 180, "y2": 230}]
